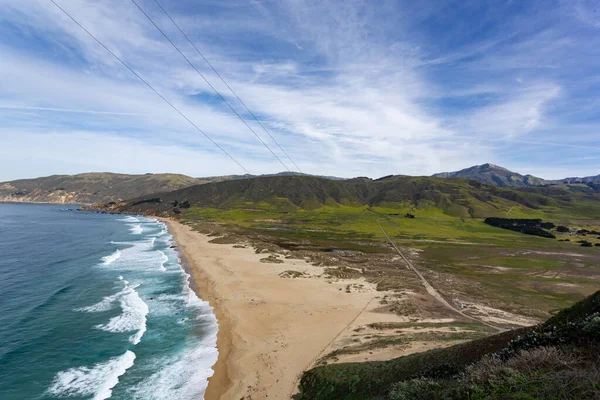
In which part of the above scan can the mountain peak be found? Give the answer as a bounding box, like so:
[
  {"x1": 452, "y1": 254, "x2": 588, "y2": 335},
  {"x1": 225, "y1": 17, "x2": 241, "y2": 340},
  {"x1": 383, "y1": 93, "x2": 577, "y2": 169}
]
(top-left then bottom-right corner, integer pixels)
[{"x1": 433, "y1": 164, "x2": 544, "y2": 187}]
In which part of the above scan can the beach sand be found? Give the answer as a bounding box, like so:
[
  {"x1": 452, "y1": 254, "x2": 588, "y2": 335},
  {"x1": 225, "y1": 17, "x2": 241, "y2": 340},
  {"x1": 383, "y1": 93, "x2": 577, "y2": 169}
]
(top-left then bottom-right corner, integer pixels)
[{"x1": 164, "y1": 219, "x2": 378, "y2": 400}]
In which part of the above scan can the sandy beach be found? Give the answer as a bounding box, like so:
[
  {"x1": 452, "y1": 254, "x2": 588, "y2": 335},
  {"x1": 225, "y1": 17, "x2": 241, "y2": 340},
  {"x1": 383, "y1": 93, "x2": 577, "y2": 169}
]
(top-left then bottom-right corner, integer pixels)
[
  {"x1": 163, "y1": 218, "x2": 535, "y2": 399},
  {"x1": 164, "y1": 219, "x2": 380, "y2": 400}
]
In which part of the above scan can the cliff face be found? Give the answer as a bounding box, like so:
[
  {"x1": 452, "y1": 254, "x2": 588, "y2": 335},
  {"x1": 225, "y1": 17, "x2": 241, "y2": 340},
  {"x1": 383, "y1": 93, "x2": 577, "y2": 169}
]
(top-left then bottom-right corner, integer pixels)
[
  {"x1": 0, "y1": 173, "x2": 207, "y2": 204},
  {"x1": 0, "y1": 183, "x2": 83, "y2": 203}
]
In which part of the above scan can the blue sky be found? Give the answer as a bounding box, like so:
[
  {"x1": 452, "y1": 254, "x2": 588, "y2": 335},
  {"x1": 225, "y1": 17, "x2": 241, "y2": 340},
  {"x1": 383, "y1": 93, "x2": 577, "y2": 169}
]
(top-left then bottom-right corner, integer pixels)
[{"x1": 0, "y1": 0, "x2": 599, "y2": 181}]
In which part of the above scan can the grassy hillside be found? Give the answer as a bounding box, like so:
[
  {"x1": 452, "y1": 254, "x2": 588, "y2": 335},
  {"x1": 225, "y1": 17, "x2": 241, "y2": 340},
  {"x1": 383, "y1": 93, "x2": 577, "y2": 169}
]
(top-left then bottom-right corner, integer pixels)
[
  {"x1": 0, "y1": 173, "x2": 207, "y2": 204},
  {"x1": 0, "y1": 171, "x2": 346, "y2": 204},
  {"x1": 298, "y1": 290, "x2": 600, "y2": 399},
  {"x1": 106, "y1": 174, "x2": 600, "y2": 220}
]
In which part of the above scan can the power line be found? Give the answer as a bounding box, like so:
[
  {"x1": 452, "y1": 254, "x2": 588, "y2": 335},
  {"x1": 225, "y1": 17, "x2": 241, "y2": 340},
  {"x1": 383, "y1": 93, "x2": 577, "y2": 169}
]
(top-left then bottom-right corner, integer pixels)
[
  {"x1": 130, "y1": 0, "x2": 292, "y2": 172},
  {"x1": 49, "y1": 0, "x2": 250, "y2": 174},
  {"x1": 152, "y1": 0, "x2": 303, "y2": 173}
]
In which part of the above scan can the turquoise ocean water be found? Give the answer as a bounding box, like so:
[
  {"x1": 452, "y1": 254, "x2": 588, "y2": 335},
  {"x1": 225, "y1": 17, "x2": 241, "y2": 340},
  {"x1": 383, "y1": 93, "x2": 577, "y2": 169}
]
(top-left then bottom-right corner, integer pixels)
[{"x1": 0, "y1": 203, "x2": 218, "y2": 399}]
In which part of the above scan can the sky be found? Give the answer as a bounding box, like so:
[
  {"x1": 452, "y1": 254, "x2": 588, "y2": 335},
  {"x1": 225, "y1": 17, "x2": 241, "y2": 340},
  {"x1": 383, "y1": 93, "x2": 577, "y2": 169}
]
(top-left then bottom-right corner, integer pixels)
[{"x1": 0, "y1": 0, "x2": 599, "y2": 181}]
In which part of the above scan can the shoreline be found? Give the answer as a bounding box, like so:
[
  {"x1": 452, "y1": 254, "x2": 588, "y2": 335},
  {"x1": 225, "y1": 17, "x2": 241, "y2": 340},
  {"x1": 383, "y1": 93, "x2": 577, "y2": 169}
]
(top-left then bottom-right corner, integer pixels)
[
  {"x1": 161, "y1": 218, "x2": 380, "y2": 399},
  {"x1": 161, "y1": 217, "x2": 233, "y2": 400},
  {"x1": 0, "y1": 200, "x2": 87, "y2": 205}
]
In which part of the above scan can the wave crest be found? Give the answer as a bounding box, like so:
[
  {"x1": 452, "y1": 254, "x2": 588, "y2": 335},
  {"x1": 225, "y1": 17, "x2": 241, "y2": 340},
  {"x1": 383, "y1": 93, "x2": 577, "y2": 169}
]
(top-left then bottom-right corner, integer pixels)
[{"x1": 47, "y1": 350, "x2": 136, "y2": 400}]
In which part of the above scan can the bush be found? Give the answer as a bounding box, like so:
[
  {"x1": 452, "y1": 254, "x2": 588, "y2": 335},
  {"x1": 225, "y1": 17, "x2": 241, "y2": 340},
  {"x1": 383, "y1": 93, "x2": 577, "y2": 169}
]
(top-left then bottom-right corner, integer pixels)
[
  {"x1": 389, "y1": 378, "x2": 444, "y2": 400},
  {"x1": 483, "y1": 218, "x2": 556, "y2": 238},
  {"x1": 556, "y1": 225, "x2": 570, "y2": 233}
]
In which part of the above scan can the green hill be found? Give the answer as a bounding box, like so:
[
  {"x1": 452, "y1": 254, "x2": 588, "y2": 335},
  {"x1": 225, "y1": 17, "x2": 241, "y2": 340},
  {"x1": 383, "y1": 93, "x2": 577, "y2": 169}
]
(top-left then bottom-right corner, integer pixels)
[
  {"x1": 0, "y1": 173, "x2": 207, "y2": 204},
  {"x1": 0, "y1": 171, "x2": 346, "y2": 205},
  {"x1": 97, "y1": 174, "x2": 600, "y2": 219}
]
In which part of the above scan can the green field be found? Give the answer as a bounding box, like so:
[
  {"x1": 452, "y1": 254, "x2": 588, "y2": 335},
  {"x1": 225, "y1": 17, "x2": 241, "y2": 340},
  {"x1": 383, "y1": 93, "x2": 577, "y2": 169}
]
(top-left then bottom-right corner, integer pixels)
[{"x1": 181, "y1": 199, "x2": 599, "y2": 317}]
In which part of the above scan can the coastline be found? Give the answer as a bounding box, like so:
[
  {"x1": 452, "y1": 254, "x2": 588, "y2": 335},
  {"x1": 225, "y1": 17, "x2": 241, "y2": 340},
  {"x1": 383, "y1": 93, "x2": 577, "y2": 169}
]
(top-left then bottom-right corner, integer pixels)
[
  {"x1": 0, "y1": 200, "x2": 87, "y2": 205},
  {"x1": 161, "y1": 217, "x2": 233, "y2": 400},
  {"x1": 161, "y1": 218, "x2": 379, "y2": 399}
]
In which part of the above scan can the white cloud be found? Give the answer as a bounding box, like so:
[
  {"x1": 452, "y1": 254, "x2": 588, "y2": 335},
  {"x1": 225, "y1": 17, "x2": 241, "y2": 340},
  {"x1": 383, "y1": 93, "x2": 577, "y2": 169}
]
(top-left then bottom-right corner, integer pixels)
[{"x1": 0, "y1": 0, "x2": 597, "y2": 181}]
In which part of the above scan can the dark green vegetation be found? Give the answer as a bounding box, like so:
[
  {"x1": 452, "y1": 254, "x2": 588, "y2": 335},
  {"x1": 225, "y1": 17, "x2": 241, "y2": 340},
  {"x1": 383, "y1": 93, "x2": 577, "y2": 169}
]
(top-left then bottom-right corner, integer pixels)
[
  {"x1": 483, "y1": 218, "x2": 556, "y2": 238},
  {"x1": 106, "y1": 174, "x2": 600, "y2": 220},
  {"x1": 0, "y1": 172, "x2": 207, "y2": 204},
  {"x1": 0, "y1": 171, "x2": 346, "y2": 204},
  {"x1": 298, "y1": 291, "x2": 600, "y2": 399}
]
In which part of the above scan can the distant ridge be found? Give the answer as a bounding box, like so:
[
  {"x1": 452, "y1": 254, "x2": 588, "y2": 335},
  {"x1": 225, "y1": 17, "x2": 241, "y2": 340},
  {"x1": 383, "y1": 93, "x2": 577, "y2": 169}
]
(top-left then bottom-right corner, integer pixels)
[
  {"x1": 0, "y1": 171, "x2": 345, "y2": 204},
  {"x1": 197, "y1": 171, "x2": 345, "y2": 182},
  {"x1": 432, "y1": 163, "x2": 546, "y2": 187},
  {"x1": 433, "y1": 163, "x2": 599, "y2": 188},
  {"x1": 0, "y1": 173, "x2": 207, "y2": 204},
  {"x1": 89, "y1": 174, "x2": 600, "y2": 219}
]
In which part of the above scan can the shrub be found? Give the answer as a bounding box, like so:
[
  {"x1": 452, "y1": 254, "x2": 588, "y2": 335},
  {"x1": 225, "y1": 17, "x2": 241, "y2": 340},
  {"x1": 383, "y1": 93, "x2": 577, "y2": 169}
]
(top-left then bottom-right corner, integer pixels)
[
  {"x1": 389, "y1": 378, "x2": 444, "y2": 400},
  {"x1": 483, "y1": 218, "x2": 556, "y2": 238}
]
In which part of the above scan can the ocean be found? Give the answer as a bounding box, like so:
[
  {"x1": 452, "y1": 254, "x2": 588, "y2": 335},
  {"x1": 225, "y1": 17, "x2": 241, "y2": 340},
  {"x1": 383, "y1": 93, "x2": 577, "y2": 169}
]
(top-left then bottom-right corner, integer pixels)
[{"x1": 0, "y1": 203, "x2": 218, "y2": 400}]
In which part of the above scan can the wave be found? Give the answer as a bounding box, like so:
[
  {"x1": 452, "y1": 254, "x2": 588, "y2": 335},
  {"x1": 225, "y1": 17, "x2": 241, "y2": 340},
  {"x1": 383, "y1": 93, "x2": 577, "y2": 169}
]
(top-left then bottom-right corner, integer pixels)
[
  {"x1": 158, "y1": 251, "x2": 168, "y2": 272},
  {"x1": 118, "y1": 216, "x2": 140, "y2": 223},
  {"x1": 95, "y1": 284, "x2": 149, "y2": 345},
  {"x1": 130, "y1": 342, "x2": 217, "y2": 400},
  {"x1": 101, "y1": 250, "x2": 121, "y2": 265},
  {"x1": 47, "y1": 350, "x2": 136, "y2": 400},
  {"x1": 128, "y1": 224, "x2": 143, "y2": 235}
]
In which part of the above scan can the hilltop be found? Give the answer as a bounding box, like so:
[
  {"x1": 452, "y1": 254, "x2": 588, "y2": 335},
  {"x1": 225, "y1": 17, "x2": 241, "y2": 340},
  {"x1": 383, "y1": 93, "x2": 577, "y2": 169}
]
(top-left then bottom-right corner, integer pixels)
[
  {"x1": 0, "y1": 171, "x2": 345, "y2": 204},
  {"x1": 0, "y1": 173, "x2": 207, "y2": 204},
  {"x1": 432, "y1": 163, "x2": 547, "y2": 187},
  {"x1": 433, "y1": 163, "x2": 600, "y2": 189}
]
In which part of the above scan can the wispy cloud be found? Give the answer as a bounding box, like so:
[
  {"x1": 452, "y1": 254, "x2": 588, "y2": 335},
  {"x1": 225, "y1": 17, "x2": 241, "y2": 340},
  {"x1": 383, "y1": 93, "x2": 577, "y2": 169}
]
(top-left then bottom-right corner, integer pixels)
[{"x1": 0, "y1": 0, "x2": 598, "y2": 181}]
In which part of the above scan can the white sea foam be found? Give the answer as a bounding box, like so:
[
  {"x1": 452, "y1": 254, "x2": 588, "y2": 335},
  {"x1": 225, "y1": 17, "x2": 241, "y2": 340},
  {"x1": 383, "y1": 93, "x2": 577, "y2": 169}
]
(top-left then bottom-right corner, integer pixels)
[
  {"x1": 47, "y1": 350, "x2": 136, "y2": 400},
  {"x1": 129, "y1": 224, "x2": 143, "y2": 235},
  {"x1": 158, "y1": 250, "x2": 168, "y2": 272},
  {"x1": 95, "y1": 284, "x2": 149, "y2": 345},
  {"x1": 101, "y1": 249, "x2": 121, "y2": 265},
  {"x1": 76, "y1": 289, "x2": 121, "y2": 313},
  {"x1": 118, "y1": 216, "x2": 140, "y2": 222},
  {"x1": 101, "y1": 238, "x2": 161, "y2": 273},
  {"x1": 130, "y1": 343, "x2": 217, "y2": 400}
]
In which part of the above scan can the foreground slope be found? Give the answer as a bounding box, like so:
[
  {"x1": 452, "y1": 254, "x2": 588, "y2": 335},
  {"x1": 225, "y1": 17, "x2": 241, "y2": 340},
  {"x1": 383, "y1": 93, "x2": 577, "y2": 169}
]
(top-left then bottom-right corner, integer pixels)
[
  {"x1": 0, "y1": 173, "x2": 207, "y2": 204},
  {"x1": 298, "y1": 290, "x2": 600, "y2": 399}
]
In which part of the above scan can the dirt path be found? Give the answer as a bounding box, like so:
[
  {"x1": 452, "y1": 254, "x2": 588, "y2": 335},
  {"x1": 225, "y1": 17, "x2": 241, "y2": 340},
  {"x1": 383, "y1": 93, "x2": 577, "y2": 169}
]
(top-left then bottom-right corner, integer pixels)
[{"x1": 377, "y1": 220, "x2": 503, "y2": 332}]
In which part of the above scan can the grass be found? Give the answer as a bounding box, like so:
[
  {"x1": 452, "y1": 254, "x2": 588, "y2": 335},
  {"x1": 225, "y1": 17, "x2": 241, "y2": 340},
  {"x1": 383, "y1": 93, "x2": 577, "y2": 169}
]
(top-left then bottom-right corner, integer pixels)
[
  {"x1": 183, "y1": 201, "x2": 599, "y2": 315},
  {"x1": 298, "y1": 291, "x2": 600, "y2": 400}
]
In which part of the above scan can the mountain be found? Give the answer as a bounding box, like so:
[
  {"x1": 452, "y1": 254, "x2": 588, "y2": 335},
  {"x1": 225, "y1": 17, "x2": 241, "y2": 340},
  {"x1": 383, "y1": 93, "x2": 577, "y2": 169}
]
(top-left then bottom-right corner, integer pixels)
[
  {"x1": 197, "y1": 171, "x2": 345, "y2": 182},
  {"x1": 553, "y1": 174, "x2": 600, "y2": 184},
  {"x1": 0, "y1": 171, "x2": 345, "y2": 205},
  {"x1": 0, "y1": 173, "x2": 208, "y2": 204},
  {"x1": 90, "y1": 174, "x2": 600, "y2": 219},
  {"x1": 432, "y1": 163, "x2": 546, "y2": 187}
]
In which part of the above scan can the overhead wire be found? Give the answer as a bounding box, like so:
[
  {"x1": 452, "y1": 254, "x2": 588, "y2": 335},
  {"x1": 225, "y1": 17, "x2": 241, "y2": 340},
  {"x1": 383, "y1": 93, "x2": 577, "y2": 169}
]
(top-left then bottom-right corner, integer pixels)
[
  {"x1": 130, "y1": 0, "x2": 292, "y2": 172},
  {"x1": 49, "y1": 0, "x2": 250, "y2": 174},
  {"x1": 152, "y1": 0, "x2": 303, "y2": 173}
]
